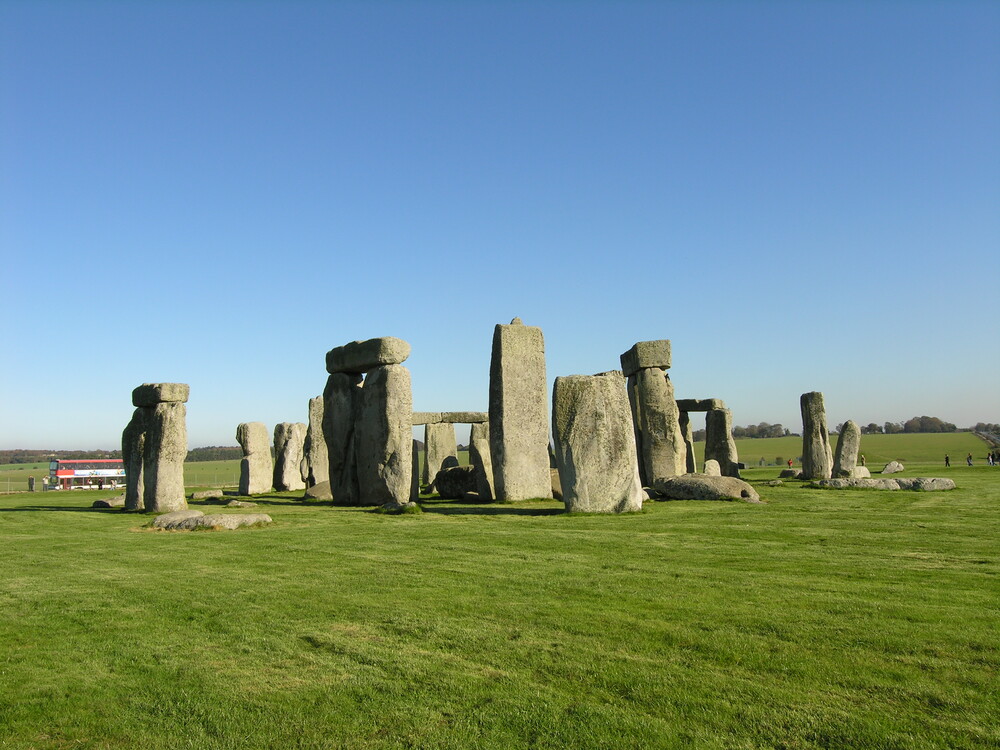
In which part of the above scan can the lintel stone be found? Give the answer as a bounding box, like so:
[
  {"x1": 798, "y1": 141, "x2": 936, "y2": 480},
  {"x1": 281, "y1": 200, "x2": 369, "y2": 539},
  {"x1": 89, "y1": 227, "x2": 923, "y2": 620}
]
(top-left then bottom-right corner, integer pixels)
[
  {"x1": 411, "y1": 412, "x2": 443, "y2": 425},
  {"x1": 620, "y1": 340, "x2": 671, "y2": 377},
  {"x1": 132, "y1": 383, "x2": 190, "y2": 407},
  {"x1": 325, "y1": 337, "x2": 411, "y2": 374},
  {"x1": 676, "y1": 398, "x2": 726, "y2": 412},
  {"x1": 440, "y1": 411, "x2": 488, "y2": 424}
]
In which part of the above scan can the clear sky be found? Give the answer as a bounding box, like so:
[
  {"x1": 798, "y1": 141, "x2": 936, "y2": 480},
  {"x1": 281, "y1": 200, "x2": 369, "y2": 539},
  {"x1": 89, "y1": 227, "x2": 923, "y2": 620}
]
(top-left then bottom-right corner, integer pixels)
[{"x1": 1, "y1": 0, "x2": 998, "y2": 450}]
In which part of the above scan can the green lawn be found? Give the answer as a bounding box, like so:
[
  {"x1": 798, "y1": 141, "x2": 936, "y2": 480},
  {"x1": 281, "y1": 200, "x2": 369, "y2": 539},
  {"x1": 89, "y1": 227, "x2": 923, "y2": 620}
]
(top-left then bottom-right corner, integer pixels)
[{"x1": 1, "y1": 462, "x2": 998, "y2": 748}]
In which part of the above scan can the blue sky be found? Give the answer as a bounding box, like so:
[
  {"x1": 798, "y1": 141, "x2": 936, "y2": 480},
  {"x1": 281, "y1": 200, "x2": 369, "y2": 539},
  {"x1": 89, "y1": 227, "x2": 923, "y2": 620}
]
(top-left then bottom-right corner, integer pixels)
[{"x1": 2, "y1": 0, "x2": 997, "y2": 450}]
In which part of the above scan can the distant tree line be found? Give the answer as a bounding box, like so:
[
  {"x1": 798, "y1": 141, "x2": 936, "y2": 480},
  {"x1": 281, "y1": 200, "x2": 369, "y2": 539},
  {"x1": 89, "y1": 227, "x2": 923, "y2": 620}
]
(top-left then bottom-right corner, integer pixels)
[
  {"x1": 854, "y1": 416, "x2": 958, "y2": 435},
  {"x1": 973, "y1": 422, "x2": 1000, "y2": 434},
  {"x1": 692, "y1": 422, "x2": 792, "y2": 442},
  {"x1": 185, "y1": 446, "x2": 243, "y2": 462},
  {"x1": 0, "y1": 449, "x2": 122, "y2": 464}
]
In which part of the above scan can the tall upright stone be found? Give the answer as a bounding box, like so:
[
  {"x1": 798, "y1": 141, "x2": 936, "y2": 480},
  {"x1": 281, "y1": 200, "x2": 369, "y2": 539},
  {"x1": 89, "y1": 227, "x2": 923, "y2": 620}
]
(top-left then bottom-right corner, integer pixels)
[
  {"x1": 142, "y1": 402, "x2": 188, "y2": 512},
  {"x1": 324, "y1": 372, "x2": 363, "y2": 505},
  {"x1": 624, "y1": 374, "x2": 645, "y2": 483},
  {"x1": 122, "y1": 408, "x2": 147, "y2": 510},
  {"x1": 468, "y1": 421, "x2": 495, "y2": 501},
  {"x1": 704, "y1": 408, "x2": 741, "y2": 478},
  {"x1": 423, "y1": 422, "x2": 458, "y2": 485},
  {"x1": 355, "y1": 364, "x2": 413, "y2": 505},
  {"x1": 304, "y1": 396, "x2": 329, "y2": 487},
  {"x1": 678, "y1": 410, "x2": 697, "y2": 474},
  {"x1": 237, "y1": 422, "x2": 272, "y2": 495},
  {"x1": 800, "y1": 391, "x2": 833, "y2": 480},
  {"x1": 833, "y1": 419, "x2": 861, "y2": 478},
  {"x1": 489, "y1": 317, "x2": 552, "y2": 501},
  {"x1": 273, "y1": 422, "x2": 307, "y2": 492},
  {"x1": 552, "y1": 371, "x2": 643, "y2": 513},
  {"x1": 634, "y1": 368, "x2": 686, "y2": 482},
  {"x1": 410, "y1": 439, "x2": 421, "y2": 502}
]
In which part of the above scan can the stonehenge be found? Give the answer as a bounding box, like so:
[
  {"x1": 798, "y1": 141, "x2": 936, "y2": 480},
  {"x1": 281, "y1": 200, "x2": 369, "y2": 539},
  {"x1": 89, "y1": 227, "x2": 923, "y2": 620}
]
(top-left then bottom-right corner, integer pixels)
[
  {"x1": 552, "y1": 371, "x2": 643, "y2": 513},
  {"x1": 237, "y1": 422, "x2": 272, "y2": 495},
  {"x1": 273, "y1": 422, "x2": 307, "y2": 492},
  {"x1": 704, "y1": 408, "x2": 741, "y2": 478},
  {"x1": 304, "y1": 396, "x2": 329, "y2": 487},
  {"x1": 421, "y1": 422, "x2": 458, "y2": 485},
  {"x1": 832, "y1": 420, "x2": 861, "y2": 478},
  {"x1": 489, "y1": 318, "x2": 552, "y2": 501},
  {"x1": 800, "y1": 392, "x2": 833, "y2": 480},
  {"x1": 122, "y1": 383, "x2": 189, "y2": 513}
]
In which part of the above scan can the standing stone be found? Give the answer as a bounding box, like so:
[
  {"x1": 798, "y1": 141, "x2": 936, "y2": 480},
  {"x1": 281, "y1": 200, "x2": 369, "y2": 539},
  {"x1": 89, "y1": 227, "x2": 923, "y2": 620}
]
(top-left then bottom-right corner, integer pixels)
[
  {"x1": 552, "y1": 371, "x2": 643, "y2": 513},
  {"x1": 703, "y1": 459, "x2": 722, "y2": 476},
  {"x1": 410, "y1": 439, "x2": 421, "y2": 501},
  {"x1": 355, "y1": 364, "x2": 413, "y2": 505},
  {"x1": 800, "y1": 392, "x2": 833, "y2": 480},
  {"x1": 832, "y1": 419, "x2": 862, "y2": 478},
  {"x1": 122, "y1": 408, "x2": 147, "y2": 510},
  {"x1": 468, "y1": 421, "x2": 495, "y2": 501},
  {"x1": 489, "y1": 318, "x2": 552, "y2": 501},
  {"x1": 625, "y1": 374, "x2": 645, "y2": 483},
  {"x1": 324, "y1": 372, "x2": 363, "y2": 505},
  {"x1": 304, "y1": 396, "x2": 329, "y2": 487},
  {"x1": 634, "y1": 368, "x2": 687, "y2": 482},
  {"x1": 237, "y1": 422, "x2": 272, "y2": 495},
  {"x1": 273, "y1": 422, "x2": 307, "y2": 492},
  {"x1": 679, "y1": 411, "x2": 697, "y2": 474},
  {"x1": 142, "y1": 401, "x2": 188, "y2": 513},
  {"x1": 423, "y1": 422, "x2": 458, "y2": 485},
  {"x1": 704, "y1": 409, "x2": 741, "y2": 478}
]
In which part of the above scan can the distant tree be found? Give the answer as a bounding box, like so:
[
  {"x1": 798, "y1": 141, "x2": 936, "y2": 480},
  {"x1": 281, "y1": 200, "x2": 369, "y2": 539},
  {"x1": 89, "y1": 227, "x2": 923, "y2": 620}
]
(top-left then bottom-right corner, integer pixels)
[
  {"x1": 692, "y1": 429, "x2": 706, "y2": 442},
  {"x1": 884, "y1": 421, "x2": 903, "y2": 434}
]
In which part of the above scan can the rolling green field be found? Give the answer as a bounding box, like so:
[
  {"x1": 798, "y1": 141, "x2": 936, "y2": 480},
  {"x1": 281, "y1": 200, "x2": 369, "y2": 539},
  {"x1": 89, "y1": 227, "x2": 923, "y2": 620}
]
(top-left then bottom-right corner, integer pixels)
[{"x1": 1, "y1": 460, "x2": 999, "y2": 748}]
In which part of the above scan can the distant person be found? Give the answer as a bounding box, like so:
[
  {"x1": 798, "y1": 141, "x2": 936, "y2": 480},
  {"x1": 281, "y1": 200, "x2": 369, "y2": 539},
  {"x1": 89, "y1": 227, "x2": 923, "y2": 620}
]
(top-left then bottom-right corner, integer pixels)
[
  {"x1": 945, "y1": 454, "x2": 950, "y2": 467},
  {"x1": 966, "y1": 453, "x2": 973, "y2": 467},
  {"x1": 787, "y1": 458, "x2": 793, "y2": 468},
  {"x1": 859, "y1": 454, "x2": 866, "y2": 467}
]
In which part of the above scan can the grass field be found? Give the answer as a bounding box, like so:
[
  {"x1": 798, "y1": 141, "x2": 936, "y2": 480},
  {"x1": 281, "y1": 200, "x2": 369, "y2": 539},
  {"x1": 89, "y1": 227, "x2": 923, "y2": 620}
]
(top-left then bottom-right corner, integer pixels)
[{"x1": 1, "y1": 458, "x2": 998, "y2": 748}]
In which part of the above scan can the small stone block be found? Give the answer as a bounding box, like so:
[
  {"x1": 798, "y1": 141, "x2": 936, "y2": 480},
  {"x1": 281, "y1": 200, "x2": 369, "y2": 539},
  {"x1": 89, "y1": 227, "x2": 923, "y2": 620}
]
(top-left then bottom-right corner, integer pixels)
[
  {"x1": 411, "y1": 412, "x2": 443, "y2": 425},
  {"x1": 676, "y1": 398, "x2": 725, "y2": 412},
  {"x1": 132, "y1": 383, "x2": 190, "y2": 406},
  {"x1": 619, "y1": 340, "x2": 671, "y2": 377},
  {"x1": 440, "y1": 411, "x2": 488, "y2": 424},
  {"x1": 325, "y1": 337, "x2": 411, "y2": 374}
]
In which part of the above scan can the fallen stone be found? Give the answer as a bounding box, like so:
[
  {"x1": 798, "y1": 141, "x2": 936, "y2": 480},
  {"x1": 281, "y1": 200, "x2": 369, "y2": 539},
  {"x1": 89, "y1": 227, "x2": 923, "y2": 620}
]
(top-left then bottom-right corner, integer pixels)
[
  {"x1": 158, "y1": 512, "x2": 273, "y2": 530},
  {"x1": 763, "y1": 480, "x2": 783, "y2": 487},
  {"x1": 92, "y1": 495, "x2": 126, "y2": 508},
  {"x1": 440, "y1": 411, "x2": 489, "y2": 424},
  {"x1": 225, "y1": 499, "x2": 258, "y2": 508},
  {"x1": 651, "y1": 474, "x2": 761, "y2": 503},
  {"x1": 619, "y1": 340, "x2": 671, "y2": 377},
  {"x1": 151, "y1": 510, "x2": 205, "y2": 529},
  {"x1": 325, "y1": 337, "x2": 411, "y2": 374},
  {"x1": 190, "y1": 489, "x2": 225, "y2": 500},
  {"x1": 703, "y1": 459, "x2": 722, "y2": 476},
  {"x1": 304, "y1": 480, "x2": 333, "y2": 500},
  {"x1": 433, "y1": 465, "x2": 478, "y2": 499},
  {"x1": 552, "y1": 371, "x2": 643, "y2": 513},
  {"x1": 882, "y1": 461, "x2": 905, "y2": 474},
  {"x1": 850, "y1": 466, "x2": 871, "y2": 478},
  {"x1": 779, "y1": 469, "x2": 803, "y2": 479},
  {"x1": 895, "y1": 477, "x2": 956, "y2": 491},
  {"x1": 811, "y1": 478, "x2": 901, "y2": 490},
  {"x1": 132, "y1": 383, "x2": 190, "y2": 407}
]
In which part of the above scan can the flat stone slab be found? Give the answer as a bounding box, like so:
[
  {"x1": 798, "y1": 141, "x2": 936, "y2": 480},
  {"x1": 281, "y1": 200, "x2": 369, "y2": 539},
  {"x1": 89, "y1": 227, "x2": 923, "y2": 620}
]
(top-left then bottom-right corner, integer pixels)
[
  {"x1": 92, "y1": 495, "x2": 126, "y2": 508},
  {"x1": 225, "y1": 499, "x2": 258, "y2": 508},
  {"x1": 411, "y1": 412, "x2": 443, "y2": 425},
  {"x1": 132, "y1": 383, "x2": 190, "y2": 407},
  {"x1": 152, "y1": 510, "x2": 273, "y2": 530},
  {"x1": 779, "y1": 469, "x2": 803, "y2": 479},
  {"x1": 620, "y1": 340, "x2": 671, "y2": 377},
  {"x1": 676, "y1": 398, "x2": 725, "y2": 412},
  {"x1": 190, "y1": 489, "x2": 225, "y2": 500},
  {"x1": 440, "y1": 411, "x2": 488, "y2": 424},
  {"x1": 809, "y1": 477, "x2": 954, "y2": 491},
  {"x1": 650, "y1": 474, "x2": 761, "y2": 503},
  {"x1": 325, "y1": 337, "x2": 410, "y2": 374},
  {"x1": 882, "y1": 461, "x2": 905, "y2": 474}
]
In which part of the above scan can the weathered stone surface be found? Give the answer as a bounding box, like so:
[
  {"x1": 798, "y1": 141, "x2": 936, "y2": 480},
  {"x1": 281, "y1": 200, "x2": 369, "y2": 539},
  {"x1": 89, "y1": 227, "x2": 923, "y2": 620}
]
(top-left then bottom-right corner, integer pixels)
[
  {"x1": 625, "y1": 375, "x2": 644, "y2": 483},
  {"x1": 676, "y1": 398, "x2": 725, "y2": 412},
  {"x1": 434, "y1": 465, "x2": 478, "y2": 499},
  {"x1": 122, "y1": 408, "x2": 147, "y2": 511},
  {"x1": 272, "y1": 422, "x2": 307, "y2": 492},
  {"x1": 468, "y1": 421, "x2": 495, "y2": 501},
  {"x1": 411, "y1": 412, "x2": 443, "y2": 425},
  {"x1": 850, "y1": 466, "x2": 871, "y2": 478},
  {"x1": 619, "y1": 340, "x2": 671, "y2": 377},
  {"x1": 651, "y1": 475, "x2": 761, "y2": 503},
  {"x1": 190, "y1": 489, "x2": 225, "y2": 500},
  {"x1": 132, "y1": 383, "x2": 190, "y2": 407},
  {"x1": 833, "y1": 420, "x2": 862, "y2": 477},
  {"x1": 324, "y1": 373, "x2": 363, "y2": 505},
  {"x1": 550, "y1": 468, "x2": 562, "y2": 500},
  {"x1": 895, "y1": 477, "x2": 956, "y2": 491},
  {"x1": 779, "y1": 468, "x2": 803, "y2": 479},
  {"x1": 142, "y1": 402, "x2": 188, "y2": 513},
  {"x1": 679, "y1": 410, "x2": 697, "y2": 474},
  {"x1": 236, "y1": 422, "x2": 272, "y2": 495},
  {"x1": 153, "y1": 510, "x2": 272, "y2": 530},
  {"x1": 225, "y1": 499, "x2": 258, "y2": 508},
  {"x1": 552, "y1": 371, "x2": 643, "y2": 513},
  {"x1": 410, "y1": 439, "x2": 421, "y2": 500},
  {"x1": 882, "y1": 461, "x2": 905, "y2": 474},
  {"x1": 440, "y1": 411, "x2": 489, "y2": 424},
  {"x1": 811, "y1": 478, "x2": 901, "y2": 490},
  {"x1": 489, "y1": 318, "x2": 552, "y2": 501},
  {"x1": 703, "y1": 459, "x2": 722, "y2": 476},
  {"x1": 92, "y1": 495, "x2": 126, "y2": 508},
  {"x1": 800, "y1": 392, "x2": 833, "y2": 480},
  {"x1": 325, "y1": 337, "x2": 411, "y2": 374},
  {"x1": 634, "y1": 368, "x2": 687, "y2": 482},
  {"x1": 304, "y1": 396, "x2": 329, "y2": 487},
  {"x1": 304, "y1": 480, "x2": 333, "y2": 500},
  {"x1": 355, "y1": 364, "x2": 413, "y2": 506},
  {"x1": 423, "y1": 422, "x2": 458, "y2": 485},
  {"x1": 704, "y1": 409, "x2": 741, "y2": 477}
]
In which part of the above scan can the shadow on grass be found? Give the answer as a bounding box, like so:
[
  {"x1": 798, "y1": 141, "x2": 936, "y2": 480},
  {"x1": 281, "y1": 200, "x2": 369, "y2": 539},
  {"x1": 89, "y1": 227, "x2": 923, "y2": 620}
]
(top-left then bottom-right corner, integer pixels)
[
  {"x1": 421, "y1": 505, "x2": 565, "y2": 516},
  {"x1": 0, "y1": 504, "x2": 122, "y2": 513}
]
